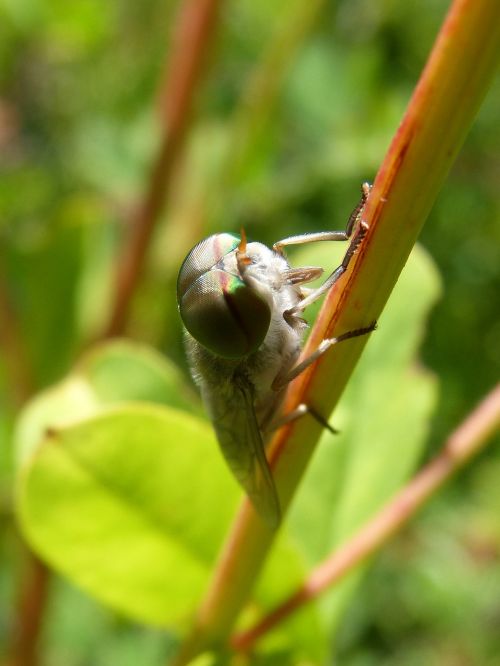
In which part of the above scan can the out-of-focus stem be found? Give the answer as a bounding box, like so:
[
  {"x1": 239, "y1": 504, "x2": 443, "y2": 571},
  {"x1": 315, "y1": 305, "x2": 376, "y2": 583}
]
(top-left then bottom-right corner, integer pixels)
[
  {"x1": 10, "y1": 554, "x2": 50, "y2": 666},
  {"x1": 231, "y1": 384, "x2": 500, "y2": 650},
  {"x1": 0, "y1": 272, "x2": 34, "y2": 408},
  {"x1": 104, "y1": 0, "x2": 221, "y2": 337},
  {"x1": 0, "y1": 267, "x2": 50, "y2": 666}
]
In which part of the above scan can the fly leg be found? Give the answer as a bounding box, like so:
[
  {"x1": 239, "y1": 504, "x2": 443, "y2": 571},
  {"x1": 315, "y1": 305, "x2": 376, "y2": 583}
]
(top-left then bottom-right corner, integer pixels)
[
  {"x1": 272, "y1": 323, "x2": 376, "y2": 392},
  {"x1": 264, "y1": 403, "x2": 338, "y2": 435},
  {"x1": 273, "y1": 182, "x2": 372, "y2": 314},
  {"x1": 273, "y1": 179, "x2": 375, "y2": 389},
  {"x1": 268, "y1": 323, "x2": 375, "y2": 434},
  {"x1": 273, "y1": 182, "x2": 371, "y2": 256},
  {"x1": 287, "y1": 183, "x2": 372, "y2": 315},
  {"x1": 269, "y1": 183, "x2": 374, "y2": 431}
]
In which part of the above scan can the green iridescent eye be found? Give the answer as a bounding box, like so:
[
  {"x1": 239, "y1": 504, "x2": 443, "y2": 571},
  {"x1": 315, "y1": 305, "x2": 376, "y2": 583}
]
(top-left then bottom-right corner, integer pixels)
[
  {"x1": 177, "y1": 234, "x2": 271, "y2": 359},
  {"x1": 177, "y1": 233, "x2": 240, "y2": 300}
]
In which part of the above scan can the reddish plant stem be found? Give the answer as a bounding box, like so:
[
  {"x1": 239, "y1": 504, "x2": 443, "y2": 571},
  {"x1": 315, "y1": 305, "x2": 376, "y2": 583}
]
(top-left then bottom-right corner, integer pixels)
[
  {"x1": 231, "y1": 384, "x2": 500, "y2": 651},
  {"x1": 0, "y1": 270, "x2": 48, "y2": 666},
  {"x1": 9, "y1": 555, "x2": 50, "y2": 666},
  {"x1": 104, "y1": 0, "x2": 221, "y2": 337},
  {"x1": 0, "y1": 266, "x2": 50, "y2": 666},
  {"x1": 0, "y1": 273, "x2": 34, "y2": 409}
]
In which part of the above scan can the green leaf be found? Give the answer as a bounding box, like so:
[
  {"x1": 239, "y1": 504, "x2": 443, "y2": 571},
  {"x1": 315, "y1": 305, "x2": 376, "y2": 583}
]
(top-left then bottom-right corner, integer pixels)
[
  {"x1": 14, "y1": 340, "x2": 199, "y2": 467},
  {"x1": 14, "y1": 375, "x2": 100, "y2": 468},
  {"x1": 76, "y1": 340, "x2": 198, "y2": 413},
  {"x1": 16, "y1": 405, "x2": 239, "y2": 626},
  {"x1": 14, "y1": 340, "x2": 219, "y2": 626}
]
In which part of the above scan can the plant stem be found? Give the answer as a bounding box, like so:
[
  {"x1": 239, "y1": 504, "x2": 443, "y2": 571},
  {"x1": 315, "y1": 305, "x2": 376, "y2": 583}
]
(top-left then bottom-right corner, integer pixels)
[
  {"x1": 0, "y1": 268, "x2": 50, "y2": 666},
  {"x1": 10, "y1": 553, "x2": 50, "y2": 666},
  {"x1": 173, "y1": 0, "x2": 500, "y2": 661},
  {"x1": 231, "y1": 384, "x2": 500, "y2": 650},
  {"x1": 0, "y1": 271, "x2": 34, "y2": 408},
  {"x1": 104, "y1": 0, "x2": 221, "y2": 337}
]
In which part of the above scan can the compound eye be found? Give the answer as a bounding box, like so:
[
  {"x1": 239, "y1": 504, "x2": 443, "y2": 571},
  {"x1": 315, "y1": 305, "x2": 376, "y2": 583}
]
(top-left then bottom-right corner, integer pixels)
[
  {"x1": 178, "y1": 269, "x2": 271, "y2": 359},
  {"x1": 177, "y1": 233, "x2": 240, "y2": 303}
]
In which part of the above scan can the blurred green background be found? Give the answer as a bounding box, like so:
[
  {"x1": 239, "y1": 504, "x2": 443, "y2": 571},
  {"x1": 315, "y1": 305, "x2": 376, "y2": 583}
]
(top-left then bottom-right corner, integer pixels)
[{"x1": 1, "y1": 0, "x2": 499, "y2": 664}]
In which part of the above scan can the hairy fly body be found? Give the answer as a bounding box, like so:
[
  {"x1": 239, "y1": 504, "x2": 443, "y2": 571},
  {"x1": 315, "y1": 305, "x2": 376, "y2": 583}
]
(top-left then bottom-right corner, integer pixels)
[{"x1": 177, "y1": 184, "x2": 374, "y2": 527}]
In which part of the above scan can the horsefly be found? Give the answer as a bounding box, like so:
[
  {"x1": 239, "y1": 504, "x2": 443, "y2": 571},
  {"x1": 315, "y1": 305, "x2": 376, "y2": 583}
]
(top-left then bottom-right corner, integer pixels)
[{"x1": 177, "y1": 184, "x2": 374, "y2": 528}]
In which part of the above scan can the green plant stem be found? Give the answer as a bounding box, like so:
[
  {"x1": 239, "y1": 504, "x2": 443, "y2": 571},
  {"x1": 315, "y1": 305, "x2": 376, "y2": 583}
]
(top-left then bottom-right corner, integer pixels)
[
  {"x1": 231, "y1": 384, "x2": 500, "y2": 650},
  {"x1": 173, "y1": 0, "x2": 500, "y2": 661},
  {"x1": 104, "y1": 0, "x2": 221, "y2": 337}
]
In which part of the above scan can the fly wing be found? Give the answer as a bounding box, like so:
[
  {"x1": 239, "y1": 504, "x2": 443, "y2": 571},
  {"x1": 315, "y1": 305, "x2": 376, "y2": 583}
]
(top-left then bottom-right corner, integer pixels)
[{"x1": 202, "y1": 374, "x2": 281, "y2": 528}]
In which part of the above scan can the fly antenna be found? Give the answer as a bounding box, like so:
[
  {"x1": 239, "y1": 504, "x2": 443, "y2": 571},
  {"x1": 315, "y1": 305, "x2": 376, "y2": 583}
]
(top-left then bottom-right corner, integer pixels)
[{"x1": 237, "y1": 227, "x2": 252, "y2": 270}]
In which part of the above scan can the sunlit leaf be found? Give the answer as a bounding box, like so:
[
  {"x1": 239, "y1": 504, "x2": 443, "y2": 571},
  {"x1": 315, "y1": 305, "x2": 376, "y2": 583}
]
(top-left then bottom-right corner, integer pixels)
[
  {"x1": 17, "y1": 405, "x2": 239, "y2": 626},
  {"x1": 14, "y1": 340, "x2": 199, "y2": 467},
  {"x1": 76, "y1": 340, "x2": 198, "y2": 413}
]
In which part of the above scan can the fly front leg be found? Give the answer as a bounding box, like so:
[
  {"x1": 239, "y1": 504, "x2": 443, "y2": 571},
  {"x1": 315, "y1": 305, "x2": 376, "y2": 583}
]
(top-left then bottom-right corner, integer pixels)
[
  {"x1": 345, "y1": 181, "x2": 372, "y2": 237},
  {"x1": 287, "y1": 221, "x2": 368, "y2": 316},
  {"x1": 273, "y1": 181, "x2": 371, "y2": 256},
  {"x1": 272, "y1": 323, "x2": 376, "y2": 392},
  {"x1": 268, "y1": 183, "x2": 374, "y2": 433},
  {"x1": 286, "y1": 182, "x2": 372, "y2": 316}
]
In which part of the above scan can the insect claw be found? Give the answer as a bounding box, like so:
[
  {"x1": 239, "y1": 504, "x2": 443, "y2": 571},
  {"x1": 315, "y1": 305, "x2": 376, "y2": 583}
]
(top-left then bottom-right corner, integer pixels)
[
  {"x1": 306, "y1": 405, "x2": 339, "y2": 434},
  {"x1": 264, "y1": 403, "x2": 338, "y2": 435}
]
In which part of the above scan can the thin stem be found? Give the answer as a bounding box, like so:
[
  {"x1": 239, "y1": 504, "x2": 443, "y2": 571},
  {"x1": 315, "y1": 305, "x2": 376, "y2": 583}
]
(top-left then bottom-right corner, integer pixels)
[
  {"x1": 231, "y1": 384, "x2": 500, "y2": 650},
  {"x1": 10, "y1": 553, "x2": 51, "y2": 666},
  {"x1": 173, "y1": 0, "x2": 500, "y2": 661},
  {"x1": 104, "y1": 0, "x2": 221, "y2": 337},
  {"x1": 0, "y1": 266, "x2": 51, "y2": 666},
  {"x1": 0, "y1": 269, "x2": 34, "y2": 408}
]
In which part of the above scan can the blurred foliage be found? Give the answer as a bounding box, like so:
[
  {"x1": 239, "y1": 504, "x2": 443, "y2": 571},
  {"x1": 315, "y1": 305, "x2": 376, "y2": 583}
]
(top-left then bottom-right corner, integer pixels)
[{"x1": 1, "y1": 0, "x2": 499, "y2": 664}]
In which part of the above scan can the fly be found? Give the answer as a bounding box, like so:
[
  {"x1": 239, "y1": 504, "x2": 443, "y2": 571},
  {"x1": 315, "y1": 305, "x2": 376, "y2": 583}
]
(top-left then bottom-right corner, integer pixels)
[{"x1": 176, "y1": 183, "x2": 374, "y2": 528}]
